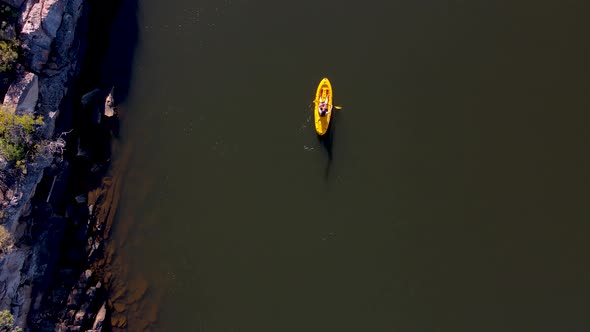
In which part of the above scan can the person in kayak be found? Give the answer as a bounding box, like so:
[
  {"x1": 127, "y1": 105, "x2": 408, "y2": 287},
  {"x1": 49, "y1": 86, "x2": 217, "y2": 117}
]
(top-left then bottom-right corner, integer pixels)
[{"x1": 318, "y1": 96, "x2": 331, "y2": 117}]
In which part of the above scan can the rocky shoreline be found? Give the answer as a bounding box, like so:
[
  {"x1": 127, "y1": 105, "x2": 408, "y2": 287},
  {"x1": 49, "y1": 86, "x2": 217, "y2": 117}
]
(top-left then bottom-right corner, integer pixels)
[{"x1": 0, "y1": 0, "x2": 138, "y2": 330}]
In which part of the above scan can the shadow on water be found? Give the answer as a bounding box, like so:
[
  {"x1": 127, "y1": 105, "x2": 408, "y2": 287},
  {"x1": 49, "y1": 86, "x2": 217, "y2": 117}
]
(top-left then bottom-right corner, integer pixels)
[
  {"x1": 100, "y1": 0, "x2": 139, "y2": 104},
  {"x1": 29, "y1": 0, "x2": 140, "y2": 330},
  {"x1": 317, "y1": 111, "x2": 336, "y2": 179},
  {"x1": 70, "y1": 0, "x2": 140, "y2": 103},
  {"x1": 67, "y1": 0, "x2": 139, "y2": 190}
]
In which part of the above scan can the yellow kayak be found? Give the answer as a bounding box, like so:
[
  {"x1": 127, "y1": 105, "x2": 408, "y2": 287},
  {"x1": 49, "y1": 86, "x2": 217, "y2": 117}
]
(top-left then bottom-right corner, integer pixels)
[{"x1": 313, "y1": 78, "x2": 333, "y2": 136}]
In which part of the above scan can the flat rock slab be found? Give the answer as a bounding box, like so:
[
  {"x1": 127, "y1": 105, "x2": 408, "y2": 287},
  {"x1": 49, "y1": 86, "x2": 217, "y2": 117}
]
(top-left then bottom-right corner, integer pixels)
[{"x1": 2, "y1": 71, "x2": 39, "y2": 114}]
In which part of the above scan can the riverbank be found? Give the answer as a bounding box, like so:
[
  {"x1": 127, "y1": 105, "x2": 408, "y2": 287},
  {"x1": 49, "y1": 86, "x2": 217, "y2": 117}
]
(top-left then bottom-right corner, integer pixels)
[{"x1": 0, "y1": 0, "x2": 138, "y2": 330}]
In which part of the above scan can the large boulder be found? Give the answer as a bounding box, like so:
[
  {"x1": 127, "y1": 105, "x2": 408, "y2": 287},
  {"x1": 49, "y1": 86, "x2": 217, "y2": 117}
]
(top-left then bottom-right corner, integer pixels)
[{"x1": 2, "y1": 71, "x2": 39, "y2": 115}]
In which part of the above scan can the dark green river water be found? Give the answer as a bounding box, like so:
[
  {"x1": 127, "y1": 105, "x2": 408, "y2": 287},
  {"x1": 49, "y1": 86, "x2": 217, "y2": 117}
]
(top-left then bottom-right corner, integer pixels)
[{"x1": 108, "y1": 0, "x2": 590, "y2": 330}]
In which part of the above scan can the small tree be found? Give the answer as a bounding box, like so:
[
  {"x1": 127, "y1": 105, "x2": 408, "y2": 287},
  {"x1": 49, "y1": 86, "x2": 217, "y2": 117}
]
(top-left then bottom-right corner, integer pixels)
[
  {"x1": 0, "y1": 225, "x2": 13, "y2": 254},
  {"x1": 0, "y1": 4, "x2": 20, "y2": 74},
  {"x1": 0, "y1": 310, "x2": 22, "y2": 332},
  {"x1": 0, "y1": 109, "x2": 44, "y2": 169},
  {"x1": 0, "y1": 38, "x2": 17, "y2": 73}
]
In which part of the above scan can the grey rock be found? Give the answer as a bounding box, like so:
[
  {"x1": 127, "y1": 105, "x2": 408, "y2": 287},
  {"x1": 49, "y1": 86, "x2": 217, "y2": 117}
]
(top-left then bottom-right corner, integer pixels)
[
  {"x1": 20, "y1": 201, "x2": 32, "y2": 217},
  {"x1": 2, "y1": 164, "x2": 45, "y2": 225},
  {"x1": 0, "y1": 0, "x2": 87, "y2": 328},
  {"x1": 79, "y1": 269, "x2": 93, "y2": 288},
  {"x1": 38, "y1": 72, "x2": 71, "y2": 134},
  {"x1": 85, "y1": 285, "x2": 97, "y2": 303},
  {"x1": 66, "y1": 308, "x2": 76, "y2": 322},
  {"x1": 74, "y1": 194, "x2": 87, "y2": 204},
  {"x1": 92, "y1": 303, "x2": 106, "y2": 331},
  {"x1": 104, "y1": 88, "x2": 116, "y2": 117},
  {"x1": 110, "y1": 313, "x2": 127, "y2": 328},
  {"x1": 0, "y1": 155, "x2": 7, "y2": 170},
  {"x1": 19, "y1": 0, "x2": 66, "y2": 72},
  {"x1": 1, "y1": 23, "x2": 16, "y2": 40},
  {"x1": 2, "y1": 71, "x2": 39, "y2": 115},
  {"x1": 56, "y1": 322, "x2": 68, "y2": 332},
  {"x1": 66, "y1": 269, "x2": 92, "y2": 309},
  {"x1": 73, "y1": 305, "x2": 85, "y2": 325},
  {"x1": 5, "y1": 248, "x2": 36, "y2": 330},
  {"x1": 0, "y1": 248, "x2": 27, "y2": 308},
  {"x1": 14, "y1": 283, "x2": 31, "y2": 317},
  {"x1": 51, "y1": 12, "x2": 74, "y2": 69},
  {"x1": 66, "y1": 288, "x2": 80, "y2": 309}
]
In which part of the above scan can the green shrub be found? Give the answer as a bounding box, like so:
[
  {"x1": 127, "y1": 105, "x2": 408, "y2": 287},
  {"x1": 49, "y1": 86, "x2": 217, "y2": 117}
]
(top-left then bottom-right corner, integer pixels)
[
  {"x1": 0, "y1": 110, "x2": 44, "y2": 167},
  {"x1": 0, "y1": 38, "x2": 18, "y2": 73},
  {"x1": 0, "y1": 225, "x2": 13, "y2": 254},
  {"x1": 0, "y1": 2, "x2": 19, "y2": 74},
  {"x1": 0, "y1": 310, "x2": 22, "y2": 332}
]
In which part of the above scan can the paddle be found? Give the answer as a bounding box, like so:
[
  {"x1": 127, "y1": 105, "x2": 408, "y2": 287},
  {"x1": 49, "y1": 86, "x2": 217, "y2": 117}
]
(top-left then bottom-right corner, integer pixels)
[{"x1": 312, "y1": 101, "x2": 343, "y2": 110}]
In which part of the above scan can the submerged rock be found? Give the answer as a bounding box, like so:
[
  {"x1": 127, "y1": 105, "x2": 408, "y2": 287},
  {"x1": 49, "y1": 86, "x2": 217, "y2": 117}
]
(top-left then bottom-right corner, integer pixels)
[
  {"x1": 110, "y1": 313, "x2": 127, "y2": 328},
  {"x1": 81, "y1": 89, "x2": 102, "y2": 108},
  {"x1": 126, "y1": 276, "x2": 148, "y2": 304},
  {"x1": 112, "y1": 301, "x2": 125, "y2": 313}
]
